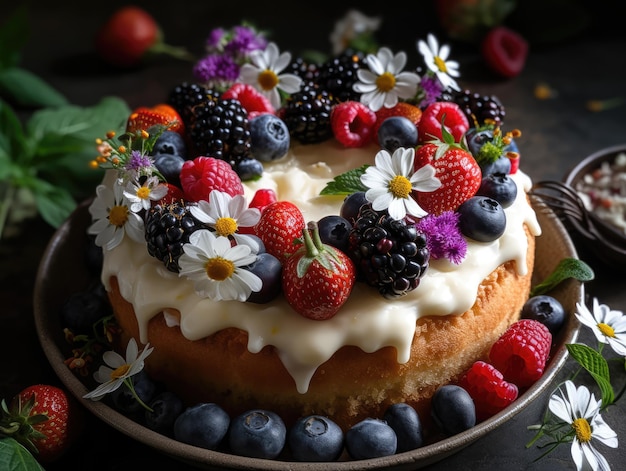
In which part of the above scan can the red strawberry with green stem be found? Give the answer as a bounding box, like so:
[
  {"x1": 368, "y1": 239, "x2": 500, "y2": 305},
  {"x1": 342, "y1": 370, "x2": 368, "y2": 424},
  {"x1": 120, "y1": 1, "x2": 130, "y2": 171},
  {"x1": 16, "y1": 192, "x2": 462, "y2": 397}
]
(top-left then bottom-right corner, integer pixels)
[
  {"x1": 1, "y1": 384, "x2": 83, "y2": 463},
  {"x1": 413, "y1": 126, "x2": 482, "y2": 215},
  {"x1": 95, "y1": 6, "x2": 193, "y2": 68},
  {"x1": 282, "y1": 221, "x2": 356, "y2": 320},
  {"x1": 126, "y1": 104, "x2": 184, "y2": 135},
  {"x1": 254, "y1": 201, "x2": 306, "y2": 263}
]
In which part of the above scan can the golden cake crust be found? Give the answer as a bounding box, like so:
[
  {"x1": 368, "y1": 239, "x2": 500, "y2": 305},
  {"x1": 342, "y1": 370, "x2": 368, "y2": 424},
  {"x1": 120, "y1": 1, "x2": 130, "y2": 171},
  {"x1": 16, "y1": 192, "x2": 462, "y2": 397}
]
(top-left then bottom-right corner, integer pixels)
[{"x1": 109, "y1": 226, "x2": 535, "y2": 431}]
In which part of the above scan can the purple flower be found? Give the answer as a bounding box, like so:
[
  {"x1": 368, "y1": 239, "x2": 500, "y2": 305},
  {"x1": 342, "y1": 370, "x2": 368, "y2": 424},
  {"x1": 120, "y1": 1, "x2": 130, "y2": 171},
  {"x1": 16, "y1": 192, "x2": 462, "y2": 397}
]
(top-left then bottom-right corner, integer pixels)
[
  {"x1": 193, "y1": 53, "x2": 241, "y2": 84},
  {"x1": 224, "y1": 26, "x2": 267, "y2": 57},
  {"x1": 206, "y1": 27, "x2": 226, "y2": 51},
  {"x1": 125, "y1": 150, "x2": 153, "y2": 172},
  {"x1": 418, "y1": 74, "x2": 444, "y2": 109},
  {"x1": 416, "y1": 211, "x2": 467, "y2": 264}
]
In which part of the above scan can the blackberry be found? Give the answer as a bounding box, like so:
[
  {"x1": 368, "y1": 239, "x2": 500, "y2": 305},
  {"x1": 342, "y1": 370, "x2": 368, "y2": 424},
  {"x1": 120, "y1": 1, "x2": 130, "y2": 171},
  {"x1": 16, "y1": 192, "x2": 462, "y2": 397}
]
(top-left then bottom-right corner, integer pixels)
[
  {"x1": 441, "y1": 89, "x2": 506, "y2": 127},
  {"x1": 348, "y1": 205, "x2": 430, "y2": 298},
  {"x1": 145, "y1": 201, "x2": 203, "y2": 272},
  {"x1": 288, "y1": 56, "x2": 320, "y2": 83},
  {"x1": 281, "y1": 82, "x2": 336, "y2": 144},
  {"x1": 316, "y1": 49, "x2": 366, "y2": 103},
  {"x1": 188, "y1": 98, "x2": 253, "y2": 171},
  {"x1": 167, "y1": 82, "x2": 220, "y2": 126}
]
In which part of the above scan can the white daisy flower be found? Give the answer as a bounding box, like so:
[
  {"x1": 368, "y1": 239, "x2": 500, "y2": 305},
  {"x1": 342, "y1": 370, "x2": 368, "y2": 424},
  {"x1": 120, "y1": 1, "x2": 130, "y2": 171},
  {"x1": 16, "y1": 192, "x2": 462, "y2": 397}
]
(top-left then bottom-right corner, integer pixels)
[
  {"x1": 353, "y1": 47, "x2": 421, "y2": 112},
  {"x1": 576, "y1": 298, "x2": 626, "y2": 356},
  {"x1": 178, "y1": 229, "x2": 262, "y2": 302},
  {"x1": 123, "y1": 175, "x2": 169, "y2": 212},
  {"x1": 238, "y1": 42, "x2": 302, "y2": 109},
  {"x1": 189, "y1": 190, "x2": 262, "y2": 252},
  {"x1": 360, "y1": 147, "x2": 441, "y2": 220},
  {"x1": 417, "y1": 33, "x2": 461, "y2": 91},
  {"x1": 548, "y1": 380, "x2": 618, "y2": 471},
  {"x1": 88, "y1": 182, "x2": 145, "y2": 250},
  {"x1": 83, "y1": 338, "x2": 154, "y2": 401},
  {"x1": 329, "y1": 9, "x2": 381, "y2": 55}
]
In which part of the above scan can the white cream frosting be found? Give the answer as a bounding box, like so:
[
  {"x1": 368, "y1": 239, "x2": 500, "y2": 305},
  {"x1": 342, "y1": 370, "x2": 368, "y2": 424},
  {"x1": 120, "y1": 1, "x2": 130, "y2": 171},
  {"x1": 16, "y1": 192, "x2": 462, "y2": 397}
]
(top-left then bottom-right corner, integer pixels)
[{"x1": 100, "y1": 141, "x2": 541, "y2": 393}]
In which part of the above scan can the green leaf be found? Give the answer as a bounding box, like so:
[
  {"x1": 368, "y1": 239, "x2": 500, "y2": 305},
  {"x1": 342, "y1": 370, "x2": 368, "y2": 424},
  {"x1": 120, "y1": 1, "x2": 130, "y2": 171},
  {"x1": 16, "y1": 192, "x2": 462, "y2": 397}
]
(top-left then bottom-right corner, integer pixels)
[
  {"x1": 320, "y1": 165, "x2": 369, "y2": 195},
  {"x1": 30, "y1": 178, "x2": 77, "y2": 228},
  {"x1": 530, "y1": 258, "x2": 595, "y2": 297},
  {"x1": 566, "y1": 343, "x2": 615, "y2": 406},
  {"x1": 0, "y1": 6, "x2": 29, "y2": 69},
  {"x1": 0, "y1": 99, "x2": 28, "y2": 170},
  {"x1": 0, "y1": 68, "x2": 67, "y2": 108},
  {"x1": 0, "y1": 437, "x2": 45, "y2": 471}
]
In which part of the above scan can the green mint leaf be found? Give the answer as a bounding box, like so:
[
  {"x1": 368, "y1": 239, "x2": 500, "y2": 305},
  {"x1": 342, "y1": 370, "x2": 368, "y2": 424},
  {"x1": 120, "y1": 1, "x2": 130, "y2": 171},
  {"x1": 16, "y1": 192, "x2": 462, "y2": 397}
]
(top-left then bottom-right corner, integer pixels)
[
  {"x1": 320, "y1": 165, "x2": 369, "y2": 195},
  {"x1": 0, "y1": 437, "x2": 45, "y2": 471},
  {"x1": 530, "y1": 257, "x2": 595, "y2": 297},
  {"x1": 0, "y1": 68, "x2": 67, "y2": 108},
  {"x1": 0, "y1": 99, "x2": 27, "y2": 169},
  {"x1": 566, "y1": 343, "x2": 615, "y2": 406},
  {"x1": 30, "y1": 177, "x2": 78, "y2": 228},
  {"x1": 0, "y1": 6, "x2": 29, "y2": 69}
]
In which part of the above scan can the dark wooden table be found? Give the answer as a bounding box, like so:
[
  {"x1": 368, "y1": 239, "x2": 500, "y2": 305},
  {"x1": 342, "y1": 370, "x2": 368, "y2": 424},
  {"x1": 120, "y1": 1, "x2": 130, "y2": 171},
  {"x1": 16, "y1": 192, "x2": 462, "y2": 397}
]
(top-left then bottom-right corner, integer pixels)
[{"x1": 2, "y1": 1, "x2": 625, "y2": 469}]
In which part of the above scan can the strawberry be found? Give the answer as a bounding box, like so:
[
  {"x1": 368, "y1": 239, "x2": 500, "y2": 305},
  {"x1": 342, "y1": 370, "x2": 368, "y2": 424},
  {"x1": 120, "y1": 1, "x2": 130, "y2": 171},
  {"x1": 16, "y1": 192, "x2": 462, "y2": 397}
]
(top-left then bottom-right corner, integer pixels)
[
  {"x1": 481, "y1": 26, "x2": 528, "y2": 78},
  {"x1": 222, "y1": 83, "x2": 275, "y2": 119},
  {"x1": 373, "y1": 102, "x2": 422, "y2": 144},
  {"x1": 179, "y1": 156, "x2": 244, "y2": 202},
  {"x1": 282, "y1": 222, "x2": 355, "y2": 320},
  {"x1": 126, "y1": 104, "x2": 184, "y2": 135},
  {"x1": 157, "y1": 182, "x2": 185, "y2": 205},
  {"x1": 95, "y1": 6, "x2": 192, "y2": 68},
  {"x1": 413, "y1": 129, "x2": 482, "y2": 215},
  {"x1": 330, "y1": 101, "x2": 377, "y2": 148},
  {"x1": 254, "y1": 201, "x2": 305, "y2": 264},
  {"x1": 2, "y1": 385, "x2": 83, "y2": 463},
  {"x1": 417, "y1": 101, "x2": 469, "y2": 145}
]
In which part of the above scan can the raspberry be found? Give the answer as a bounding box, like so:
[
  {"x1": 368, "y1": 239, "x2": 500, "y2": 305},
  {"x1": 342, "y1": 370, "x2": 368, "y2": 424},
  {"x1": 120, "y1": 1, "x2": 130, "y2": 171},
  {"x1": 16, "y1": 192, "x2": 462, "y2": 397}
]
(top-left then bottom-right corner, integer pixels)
[
  {"x1": 458, "y1": 361, "x2": 518, "y2": 421},
  {"x1": 489, "y1": 319, "x2": 552, "y2": 389},
  {"x1": 249, "y1": 188, "x2": 277, "y2": 214},
  {"x1": 180, "y1": 156, "x2": 244, "y2": 203},
  {"x1": 222, "y1": 83, "x2": 275, "y2": 119},
  {"x1": 481, "y1": 26, "x2": 528, "y2": 78},
  {"x1": 417, "y1": 101, "x2": 469, "y2": 144},
  {"x1": 373, "y1": 102, "x2": 422, "y2": 144},
  {"x1": 330, "y1": 101, "x2": 377, "y2": 148}
]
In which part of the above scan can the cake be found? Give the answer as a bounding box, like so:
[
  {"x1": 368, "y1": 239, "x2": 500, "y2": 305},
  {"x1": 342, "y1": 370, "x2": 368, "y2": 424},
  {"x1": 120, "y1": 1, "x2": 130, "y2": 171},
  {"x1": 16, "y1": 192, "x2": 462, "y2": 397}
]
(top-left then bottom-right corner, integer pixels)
[{"x1": 84, "y1": 12, "x2": 542, "y2": 448}]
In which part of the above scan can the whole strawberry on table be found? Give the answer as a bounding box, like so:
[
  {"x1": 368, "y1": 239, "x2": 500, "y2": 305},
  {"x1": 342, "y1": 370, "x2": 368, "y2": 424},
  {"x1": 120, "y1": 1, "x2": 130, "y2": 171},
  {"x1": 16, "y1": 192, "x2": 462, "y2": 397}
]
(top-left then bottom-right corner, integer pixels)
[{"x1": 0, "y1": 384, "x2": 83, "y2": 468}]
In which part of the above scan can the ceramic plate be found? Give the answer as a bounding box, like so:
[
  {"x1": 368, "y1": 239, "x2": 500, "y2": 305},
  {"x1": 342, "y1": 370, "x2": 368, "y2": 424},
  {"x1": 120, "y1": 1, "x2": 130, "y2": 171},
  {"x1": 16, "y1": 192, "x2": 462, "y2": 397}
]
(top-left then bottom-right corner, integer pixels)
[{"x1": 34, "y1": 197, "x2": 581, "y2": 470}]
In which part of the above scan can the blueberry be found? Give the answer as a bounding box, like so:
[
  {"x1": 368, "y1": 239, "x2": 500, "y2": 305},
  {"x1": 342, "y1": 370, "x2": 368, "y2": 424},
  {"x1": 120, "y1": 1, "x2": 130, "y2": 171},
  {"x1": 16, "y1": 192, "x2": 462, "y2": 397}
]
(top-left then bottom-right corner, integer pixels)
[
  {"x1": 431, "y1": 385, "x2": 476, "y2": 436},
  {"x1": 456, "y1": 196, "x2": 506, "y2": 242},
  {"x1": 521, "y1": 295, "x2": 566, "y2": 335},
  {"x1": 235, "y1": 157, "x2": 264, "y2": 181},
  {"x1": 152, "y1": 130, "x2": 187, "y2": 158},
  {"x1": 480, "y1": 155, "x2": 511, "y2": 176},
  {"x1": 60, "y1": 288, "x2": 111, "y2": 334},
  {"x1": 476, "y1": 172, "x2": 518, "y2": 208},
  {"x1": 145, "y1": 391, "x2": 184, "y2": 435},
  {"x1": 154, "y1": 152, "x2": 185, "y2": 187},
  {"x1": 383, "y1": 403, "x2": 423, "y2": 452},
  {"x1": 377, "y1": 116, "x2": 418, "y2": 153},
  {"x1": 110, "y1": 370, "x2": 156, "y2": 414},
  {"x1": 345, "y1": 418, "x2": 397, "y2": 460},
  {"x1": 465, "y1": 127, "x2": 492, "y2": 157},
  {"x1": 228, "y1": 409, "x2": 286, "y2": 459},
  {"x1": 317, "y1": 215, "x2": 352, "y2": 253},
  {"x1": 288, "y1": 415, "x2": 344, "y2": 462},
  {"x1": 250, "y1": 114, "x2": 290, "y2": 162},
  {"x1": 244, "y1": 252, "x2": 282, "y2": 304},
  {"x1": 340, "y1": 191, "x2": 369, "y2": 224},
  {"x1": 174, "y1": 403, "x2": 230, "y2": 450}
]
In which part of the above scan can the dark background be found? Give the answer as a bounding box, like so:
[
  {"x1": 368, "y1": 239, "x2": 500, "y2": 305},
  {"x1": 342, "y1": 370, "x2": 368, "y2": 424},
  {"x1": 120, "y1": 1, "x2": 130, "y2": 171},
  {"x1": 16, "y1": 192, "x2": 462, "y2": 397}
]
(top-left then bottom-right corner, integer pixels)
[{"x1": 2, "y1": 0, "x2": 625, "y2": 469}]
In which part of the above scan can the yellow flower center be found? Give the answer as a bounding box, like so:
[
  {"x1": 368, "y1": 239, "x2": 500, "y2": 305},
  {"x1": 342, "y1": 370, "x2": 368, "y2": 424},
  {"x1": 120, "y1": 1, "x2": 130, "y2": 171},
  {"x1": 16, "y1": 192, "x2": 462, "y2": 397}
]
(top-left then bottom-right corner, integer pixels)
[
  {"x1": 214, "y1": 217, "x2": 238, "y2": 237},
  {"x1": 597, "y1": 322, "x2": 615, "y2": 337},
  {"x1": 108, "y1": 205, "x2": 129, "y2": 227},
  {"x1": 205, "y1": 257, "x2": 235, "y2": 281},
  {"x1": 389, "y1": 175, "x2": 412, "y2": 199},
  {"x1": 572, "y1": 417, "x2": 592, "y2": 443},
  {"x1": 257, "y1": 69, "x2": 279, "y2": 91},
  {"x1": 376, "y1": 72, "x2": 396, "y2": 93},
  {"x1": 110, "y1": 364, "x2": 130, "y2": 380},
  {"x1": 434, "y1": 56, "x2": 448, "y2": 73},
  {"x1": 137, "y1": 187, "x2": 151, "y2": 200}
]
